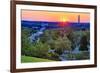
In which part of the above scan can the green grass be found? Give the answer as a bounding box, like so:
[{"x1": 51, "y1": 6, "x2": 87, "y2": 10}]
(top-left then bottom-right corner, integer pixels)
[{"x1": 21, "y1": 56, "x2": 53, "y2": 63}]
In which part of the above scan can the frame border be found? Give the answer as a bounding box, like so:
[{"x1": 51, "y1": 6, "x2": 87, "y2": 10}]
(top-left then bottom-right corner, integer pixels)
[{"x1": 10, "y1": 1, "x2": 97, "y2": 73}]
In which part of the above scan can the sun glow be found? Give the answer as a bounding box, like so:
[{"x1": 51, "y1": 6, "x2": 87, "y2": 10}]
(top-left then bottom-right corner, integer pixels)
[
  {"x1": 60, "y1": 17, "x2": 69, "y2": 22},
  {"x1": 59, "y1": 17, "x2": 69, "y2": 27}
]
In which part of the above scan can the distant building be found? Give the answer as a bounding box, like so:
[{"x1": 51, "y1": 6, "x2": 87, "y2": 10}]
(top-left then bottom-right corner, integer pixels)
[{"x1": 78, "y1": 15, "x2": 80, "y2": 24}]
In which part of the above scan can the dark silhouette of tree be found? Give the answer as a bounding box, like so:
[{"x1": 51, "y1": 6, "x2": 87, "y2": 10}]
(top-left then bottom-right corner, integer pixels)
[{"x1": 79, "y1": 35, "x2": 88, "y2": 51}]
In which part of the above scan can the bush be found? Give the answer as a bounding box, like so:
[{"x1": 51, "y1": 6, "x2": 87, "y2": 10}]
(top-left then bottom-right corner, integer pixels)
[
  {"x1": 21, "y1": 37, "x2": 33, "y2": 56},
  {"x1": 79, "y1": 35, "x2": 88, "y2": 51},
  {"x1": 74, "y1": 51, "x2": 90, "y2": 60},
  {"x1": 31, "y1": 42, "x2": 50, "y2": 58},
  {"x1": 66, "y1": 51, "x2": 90, "y2": 60},
  {"x1": 65, "y1": 54, "x2": 76, "y2": 60},
  {"x1": 54, "y1": 36, "x2": 72, "y2": 55},
  {"x1": 47, "y1": 53, "x2": 60, "y2": 61}
]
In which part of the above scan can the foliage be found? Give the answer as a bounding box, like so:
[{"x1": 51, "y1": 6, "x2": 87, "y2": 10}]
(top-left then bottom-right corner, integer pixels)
[
  {"x1": 31, "y1": 42, "x2": 50, "y2": 58},
  {"x1": 21, "y1": 28, "x2": 50, "y2": 59},
  {"x1": 47, "y1": 53, "x2": 60, "y2": 61},
  {"x1": 65, "y1": 51, "x2": 90, "y2": 60},
  {"x1": 21, "y1": 27, "x2": 90, "y2": 61},
  {"x1": 54, "y1": 36, "x2": 72, "y2": 55},
  {"x1": 21, "y1": 28, "x2": 32, "y2": 56},
  {"x1": 79, "y1": 35, "x2": 88, "y2": 51},
  {"x1": 75, "y1": 51, "x2": 90, "y2": 60}
]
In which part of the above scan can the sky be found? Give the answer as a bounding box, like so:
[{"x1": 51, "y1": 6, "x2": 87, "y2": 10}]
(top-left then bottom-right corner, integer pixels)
[{"x1": 21, "y1": 10, "x2": 90, "y2": 23}]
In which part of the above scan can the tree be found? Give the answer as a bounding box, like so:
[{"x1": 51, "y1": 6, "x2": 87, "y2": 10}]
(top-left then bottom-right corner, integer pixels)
[
  {"x1": 54, "y1": 36, "x2": 72, "y2": 55},
  {"x1": 67, "y1": 31, "x2": 84, "y2": 50},
  {"x1": 31, "y1": 41, "x2": 50, "y2": 58},
  {"x1": 79, "y1": 35, "x2": 88, "y2": 51},
  {"x1": 21, "y1": 28, "x2": 33, "y2": 56}
]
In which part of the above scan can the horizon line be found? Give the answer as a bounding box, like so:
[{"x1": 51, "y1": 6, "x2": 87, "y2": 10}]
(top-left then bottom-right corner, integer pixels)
[{"x1": 21, "y1": 20, "x2": 90, "y2": 23}]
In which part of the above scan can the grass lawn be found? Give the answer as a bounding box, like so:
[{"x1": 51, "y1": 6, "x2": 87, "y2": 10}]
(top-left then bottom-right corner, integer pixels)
[{"x1": 21, "y1": 56, "x2": 53, "y2": 63}]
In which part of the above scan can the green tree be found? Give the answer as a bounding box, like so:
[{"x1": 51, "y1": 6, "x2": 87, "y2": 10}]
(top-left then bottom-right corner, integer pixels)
[
  {"x1": 55, "y1": 36, "x2": 72, "y2": 55},
  {"x1": 21, "y1": 28, "x2": 33, "y2": 56},
  {"x1": 31, "y1": 41, "x2": 50, "y2": 58}
]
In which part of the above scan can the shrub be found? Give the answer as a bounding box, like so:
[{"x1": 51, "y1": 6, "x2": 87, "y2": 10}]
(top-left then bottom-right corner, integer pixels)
[
  {"x1": 55, "y1": 36, "x2": 72, "y2": 55},
  {"x1": 47, "y1": 52, "x2": 60, "y2": 61},
  {"x1": 66, "y1": 51, "x2": 90, "y2": 60},
  {"x1": 79, "y1": 35, "x2": 88, "y2": 51},
  {"x1": 31, "y1": 42, "x2": 50, "y2": 58}
]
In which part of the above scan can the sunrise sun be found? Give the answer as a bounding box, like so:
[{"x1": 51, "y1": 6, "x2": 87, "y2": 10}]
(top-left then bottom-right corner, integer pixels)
[
  {"x1": 59, "y1": 17, "x2": 69, "y2": 27},
  {"x1": 60, "y1": 17, "x2": 69, "y2": 22}
]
